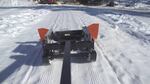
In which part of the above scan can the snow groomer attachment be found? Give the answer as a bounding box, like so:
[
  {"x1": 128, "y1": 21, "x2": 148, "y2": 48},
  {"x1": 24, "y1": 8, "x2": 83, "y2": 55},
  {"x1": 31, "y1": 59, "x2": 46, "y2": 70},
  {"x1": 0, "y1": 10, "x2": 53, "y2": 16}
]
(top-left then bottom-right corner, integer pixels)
[{"x1": 38, "y1": 23, "x2": 99, "y2": 65}]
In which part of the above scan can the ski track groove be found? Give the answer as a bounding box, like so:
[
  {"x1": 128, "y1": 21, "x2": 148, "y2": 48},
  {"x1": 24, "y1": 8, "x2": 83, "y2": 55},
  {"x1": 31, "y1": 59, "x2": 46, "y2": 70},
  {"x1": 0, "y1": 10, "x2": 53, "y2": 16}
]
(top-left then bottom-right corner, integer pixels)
[
  {"x1": 9, "y1": 43, "x2": 43, "y2": 84},
  {"x1": 47, "y1": 12, "x2": 60, "y2": 31},
  {"x1": 76, "y1": 13, "x2": 104, "y2": 84},
  {"x1": 75, "y1": 10, "x2": 125, "y2": 84},
  {"x1": 71, "y1": 11, "x2": 109, "y2": 84},
  {"x1": 30, "y1": 12, "x2": 61, "y2": 84},
  {"x1": 70, "y1": 11, "x2": 87, "y2": 84},
  {"x1": 53, "y1": 12, "x2": 63, "y2": 31},
  {"x1": 38, "y1": 12, "x2": 62, "y2": 84},
  {"x1": 11, "y1": 11, "x2": 61, "y2": 84},
  {"x1": 21, "y1": 44, "x2": 43, "y2": 84},
  {"x1": 69, "y1": 11, "x2": 89, "y2": 84},
  {"x1": 75, "y1": 11, "x2": 104, "y2": 84},
  {"x1": 79, "y1": 11, "x2": 105, "y2": 84}
]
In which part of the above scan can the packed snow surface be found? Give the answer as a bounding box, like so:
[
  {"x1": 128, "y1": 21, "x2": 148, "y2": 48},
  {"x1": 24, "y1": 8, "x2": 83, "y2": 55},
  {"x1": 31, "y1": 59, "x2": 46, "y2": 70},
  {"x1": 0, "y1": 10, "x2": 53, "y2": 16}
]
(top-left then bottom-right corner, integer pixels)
[
  {"x1": 0, "y1": 5, "x2": 150, "y2": 84},
  {"x1": 0, "y1": 0, "x2": 34, "y2": 6}
]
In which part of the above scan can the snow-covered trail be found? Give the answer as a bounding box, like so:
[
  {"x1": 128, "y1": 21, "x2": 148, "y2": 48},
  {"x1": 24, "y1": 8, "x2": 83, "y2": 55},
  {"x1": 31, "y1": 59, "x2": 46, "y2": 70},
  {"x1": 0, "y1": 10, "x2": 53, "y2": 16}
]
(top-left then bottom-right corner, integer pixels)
[
  {"x1": 69, "y1": 10, "x2": 150, "y2": 84},
  {"x1": 93, "y1": 7, "x2": 150, "y2": 84},
  {"x1": 0, "y1": 6, "x2": 150, "y2": 84}
]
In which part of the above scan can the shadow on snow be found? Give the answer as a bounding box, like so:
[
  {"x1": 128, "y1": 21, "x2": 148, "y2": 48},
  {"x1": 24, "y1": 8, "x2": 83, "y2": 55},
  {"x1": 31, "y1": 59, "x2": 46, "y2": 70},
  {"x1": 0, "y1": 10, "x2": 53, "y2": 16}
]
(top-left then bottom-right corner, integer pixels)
[
  {"x1": 0, "y1": 40, "x2": 92, "y2": 83},
  {"x1": 0, "y1": 41, "x2": 43, "y2": 83}
]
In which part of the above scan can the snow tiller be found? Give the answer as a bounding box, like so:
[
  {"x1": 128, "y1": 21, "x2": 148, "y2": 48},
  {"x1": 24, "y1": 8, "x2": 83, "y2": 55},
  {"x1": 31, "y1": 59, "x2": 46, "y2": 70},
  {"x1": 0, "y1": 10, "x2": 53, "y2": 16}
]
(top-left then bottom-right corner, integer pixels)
[
  {"x1": 38, "y1": 23, "x2": 99, "y2": 65},
  {"x1": 38, "y1": 23, "x2": 99, "y2": 84}
]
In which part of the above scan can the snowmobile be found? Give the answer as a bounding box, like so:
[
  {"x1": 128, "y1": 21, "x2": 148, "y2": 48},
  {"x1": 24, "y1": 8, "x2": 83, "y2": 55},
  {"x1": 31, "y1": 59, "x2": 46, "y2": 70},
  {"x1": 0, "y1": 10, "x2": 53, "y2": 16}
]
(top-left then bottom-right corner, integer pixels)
[{"x1": 38, "y1": 23, "x2": 99, "y2": 64}]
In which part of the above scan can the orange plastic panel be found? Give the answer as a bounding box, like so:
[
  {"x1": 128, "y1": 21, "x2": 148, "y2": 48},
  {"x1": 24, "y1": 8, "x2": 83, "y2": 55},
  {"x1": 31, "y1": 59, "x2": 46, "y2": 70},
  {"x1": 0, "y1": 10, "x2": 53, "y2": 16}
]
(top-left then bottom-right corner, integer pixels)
[
  {"x1": 38, "y1": 28, "x2": 49, "y2": 41},
  {"x1": 88, "y1": 23, "x2": 99, "y2": 40}
]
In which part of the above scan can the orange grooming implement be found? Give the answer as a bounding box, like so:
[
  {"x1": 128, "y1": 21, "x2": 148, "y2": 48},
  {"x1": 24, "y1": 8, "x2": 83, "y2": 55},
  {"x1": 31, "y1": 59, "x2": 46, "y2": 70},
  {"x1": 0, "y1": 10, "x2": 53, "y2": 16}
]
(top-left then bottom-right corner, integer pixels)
[
  {"x1": 88, "y1": 23, "x2": 99, "y2": 40},
  {"x1": 38, "y1": 28, "x2": 49, "y2": 41},
  {"x1": 38, "y1": 24, "x2": 99, "y2": 41}
]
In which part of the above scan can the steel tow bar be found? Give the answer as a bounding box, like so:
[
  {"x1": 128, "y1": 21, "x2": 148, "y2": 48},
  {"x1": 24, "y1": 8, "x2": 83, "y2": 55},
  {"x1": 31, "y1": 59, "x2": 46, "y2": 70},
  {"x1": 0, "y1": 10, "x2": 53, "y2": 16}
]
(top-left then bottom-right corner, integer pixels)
[{"x1": 60, "y1": 41, "x2": 71, "y2": 84}]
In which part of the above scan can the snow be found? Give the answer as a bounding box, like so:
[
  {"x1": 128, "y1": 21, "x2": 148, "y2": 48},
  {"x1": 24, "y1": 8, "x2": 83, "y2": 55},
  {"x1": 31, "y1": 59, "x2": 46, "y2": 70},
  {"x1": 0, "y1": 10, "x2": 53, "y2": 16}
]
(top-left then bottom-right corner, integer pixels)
[
  {"x1": 102, "y1": 13, "x2": 150, "y2": 42},
  {"x1": 0, "y1": 9, "x2": 50, "y2": 37},
  {"x1": 0, "y1": 0, "x2": 35, "y2": 7},
  {"x1": 116, "y1": 0, "x2": 150, "y2": 9},
  {"x1": 0, "y1": 5, "x2": 150, "y2": 84}
]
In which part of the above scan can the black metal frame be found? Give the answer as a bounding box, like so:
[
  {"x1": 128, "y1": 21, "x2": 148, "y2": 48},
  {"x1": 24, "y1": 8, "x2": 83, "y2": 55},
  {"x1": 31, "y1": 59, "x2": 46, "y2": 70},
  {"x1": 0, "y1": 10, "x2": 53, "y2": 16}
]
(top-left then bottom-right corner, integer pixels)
[{"x1": 42, "y1": 27, "x2": 97, "y2": 64}]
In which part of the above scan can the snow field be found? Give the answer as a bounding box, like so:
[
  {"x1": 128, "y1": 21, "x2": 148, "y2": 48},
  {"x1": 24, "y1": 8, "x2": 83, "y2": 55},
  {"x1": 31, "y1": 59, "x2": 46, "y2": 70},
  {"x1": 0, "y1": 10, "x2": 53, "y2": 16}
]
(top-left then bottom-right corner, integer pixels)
[
  {"x1": 0, "y1": 0, "x2": 35, "y2": 7},
  {"x1": 0, "y1": 9, "x2": 50, "y2": 37},
  {"x1": 103, "y1": 13, "x2": 150, "y2": 42},
  {"x1": 0, "y1": 5, "x2": 150, "y2": 84},
  {"x1": 96, "y1": 13, "x2": 150, "y2": 84}
]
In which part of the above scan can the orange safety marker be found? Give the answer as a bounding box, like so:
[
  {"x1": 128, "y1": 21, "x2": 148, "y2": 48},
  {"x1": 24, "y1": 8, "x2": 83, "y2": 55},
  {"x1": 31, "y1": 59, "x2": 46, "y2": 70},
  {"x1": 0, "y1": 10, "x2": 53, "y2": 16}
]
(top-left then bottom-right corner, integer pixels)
[
  {"x1": 88, "y1": 23, "x2": 99, "y2": 40},
  {"x1": 38, "y1": 28, "x2": 49, "y2": 41}
]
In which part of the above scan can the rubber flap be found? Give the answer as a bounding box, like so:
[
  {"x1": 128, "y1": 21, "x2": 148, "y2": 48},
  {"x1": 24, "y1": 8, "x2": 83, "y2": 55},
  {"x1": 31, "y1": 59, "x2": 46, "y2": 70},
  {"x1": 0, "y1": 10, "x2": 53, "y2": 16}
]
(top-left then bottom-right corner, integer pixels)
[
  {"x1": 88, "y1": 23, "x2": 99, "y2": 40},
  {"x1": 38, "y1": 28, "x2": 49, "y2": 41}
]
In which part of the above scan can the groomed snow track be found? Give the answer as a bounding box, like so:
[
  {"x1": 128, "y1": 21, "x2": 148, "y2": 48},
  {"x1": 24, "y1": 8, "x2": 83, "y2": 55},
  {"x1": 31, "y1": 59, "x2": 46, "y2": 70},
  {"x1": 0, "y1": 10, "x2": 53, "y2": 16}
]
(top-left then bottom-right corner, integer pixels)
[{"x1": 0, "y1": 6, "x2": 150, "y2": 84}]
